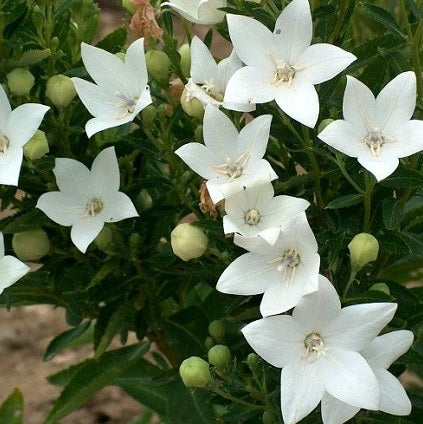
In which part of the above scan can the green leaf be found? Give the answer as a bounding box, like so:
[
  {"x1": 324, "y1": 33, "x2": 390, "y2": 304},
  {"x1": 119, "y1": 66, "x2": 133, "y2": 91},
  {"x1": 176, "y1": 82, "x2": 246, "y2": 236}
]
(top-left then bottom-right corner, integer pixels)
[
  {"x1": 382, "y1": 199, "x2": 404, "y2": 230},
  {"x1": 325, "y1": 194, "x2": 363, "y2": 209},
  {"x1": 0, "y1": 389, "x2": 24, "y2": 424},
  {"x1": 96, "y1": 27, "x2": 127, "y2": 53},
  {"x1": 44, "y1": 321, "x2": 91, "y2": 361},
  {"x1": 380, "y1": 169, "x2": 423, "y2": 188},
  {"x1": 379, "y1": 232, "x2": 412, "y2": 255},
  {"x1": 0, "y1": 209, "x2": 50, "y2": 234},
  {"x1": 10, "y1": 49, "x2": 51, "y2": 66}
]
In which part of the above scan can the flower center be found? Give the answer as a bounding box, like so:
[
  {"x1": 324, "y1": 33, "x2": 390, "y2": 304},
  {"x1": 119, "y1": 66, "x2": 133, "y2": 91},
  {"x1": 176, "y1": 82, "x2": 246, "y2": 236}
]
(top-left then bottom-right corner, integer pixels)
[
  {"x1": 115, "y1": 91, "x2": 138, "y2": 120},
  {"x1": 201, "y1": 79, "x2": 224, "y2": 102},
  {"x1": 213, "y1": 151, "x2": 250, "y2": 181},
  {"x1": 302, "y1": 333, "x2": 327, "y2": 361},
  {"x1": 85, "y1": 198, "x2": 104, "y2": 217},
  {"x1": 364, "y1": 131, "x2": 386, "y2": 156},
  {"x1": 268, "y1": 248, "x2": 301, "y2": 282},
  {"x1": 0, "y1": 133, "x2": 10, "y2": 154},
  {"x1": 271, "y1": 58, "x2": 296, "y2": 86},
  {"x1": 244, "y1": 208, "x2": 260, "y2": 225}
]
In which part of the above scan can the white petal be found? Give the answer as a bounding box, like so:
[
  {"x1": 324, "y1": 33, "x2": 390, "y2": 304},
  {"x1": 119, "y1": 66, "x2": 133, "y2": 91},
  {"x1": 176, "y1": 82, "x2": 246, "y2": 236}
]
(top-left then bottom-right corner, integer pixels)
[
  {"x1": 0, "y1": 233, "x2": 4, "y2": 258},
  {"x1": 197, "y1": 0, "x2": 226, "y2": 24},
  {"x1": 0, "y1": 145, "x2": 23, "y2": 186},
  {"x1": 0, "y1": 256, "x2": 30, "y2": 295},
  {"x1": 389, "y1": 119, "x2": 423, "y2": 157},
  {"x1": 102, "y1": 191, "x2": 139, "y2": 222},
  {"x1": 321, "y1": 348, "x2": 380, "y2": 410},
  {"x1": 296, "y1": 44, "x2": 356, "y2": 85},
  {"x1": 281, "y1": 359, "x2": 324, "y2": 424},
  {"x1": 36, "y1": 192, "x2": 83, "y2": 226},
  {"x1": 376, "y1": 368, "x2": 412, "y2": 415},
  {"x1": 0, "y1": 85, "x2": 11, "y2": 128},
  {"x1": 325, "y1": 303, "x2": 397, "y2": 351},
  {"x1": 190, "y1": 36, "x2": 218, "y2": 84},
  {"x1": 357, "y1": 149, "x2": 400, "y2": 181},
  {"x1": 85, "y1": 116, "x2": 132, "y2": 139},
  {"x1": 134, "y1": 86, "x2": 152, "y2": 115},
  {"x1": 53, "y1": 158, "x2": 92, "y2": 199},
  {"x1": 274, "y1": 78, "x2": 319, "y2": 128},
  {"x1": 321, "y1": 392, "x2": 360, "y2": 424},
  {"x1": 241, "y1": 316, "x2": 305, "y2": 368},
  {"x1": 175, "y1": 142, "x2": 215, "y2": 180},
  {"x1": 263, "y1": 195, "x2": 310, "y2": 228},
  {"x1": 238, "y1": 114, "x2": 272, "y2": 159},
  {"x1": 216, "y1": 50, "x2": 242, "y2": 91},
  {"x1": 274, "y1": 0, "x2": 312, "y2": 62},
  {"x1": 71, "y1": 217, "x2": 104, "y2": 253},
  {"x1": 6, "y1": 104, "x2": 49, "y2": 147},
  {"x1": 125, "y1": 38, "x2": 149, "y2": 94},
  {"x1": 90, "y1": 147, "x2": 120, "y2": 195},
  {"x1": 375, "y1": 71, "x2": 416, "y2": 133}
]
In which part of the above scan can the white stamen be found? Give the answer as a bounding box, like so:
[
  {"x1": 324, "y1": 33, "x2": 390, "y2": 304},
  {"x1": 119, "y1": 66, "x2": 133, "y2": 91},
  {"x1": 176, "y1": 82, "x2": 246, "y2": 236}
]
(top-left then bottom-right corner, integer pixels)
[
  {"x1": 213, "y1": 151, "x2": 250, "y2": 181},
  {"x1": 302, "y1": 333, "x2": 327, "y2": 361},
  {"x1": 244, "y1": 208, "x2": 260, "y2": 225},
  {"x1": 268, "y1": 249, "x2": 300, "y2": 283},
  {"x1": 115, "y1": 91, "x2": 138, "y2": 120},
  {"x1": 362, "y1": 118, "x2": 397, "y2": 156},
  {"x1": 201, "y1": 78, "x2": 224, "y2": 102},
  {"x1": 0, "y1": 134, "x2": 9, "y2": 154},
  {"x1": 81, "y1": 198, "x2": 104, "y2": 218},
  {"x1": 270, "y1": 55, "x2": 296, "y2": 87}
]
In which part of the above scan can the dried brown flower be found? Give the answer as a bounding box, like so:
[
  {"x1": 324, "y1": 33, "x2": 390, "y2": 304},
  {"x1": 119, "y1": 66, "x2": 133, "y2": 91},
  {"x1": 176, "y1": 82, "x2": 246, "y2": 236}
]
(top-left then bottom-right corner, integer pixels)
[{"x1": 130, "y1": 0, "x2": 163, "y2": 45}]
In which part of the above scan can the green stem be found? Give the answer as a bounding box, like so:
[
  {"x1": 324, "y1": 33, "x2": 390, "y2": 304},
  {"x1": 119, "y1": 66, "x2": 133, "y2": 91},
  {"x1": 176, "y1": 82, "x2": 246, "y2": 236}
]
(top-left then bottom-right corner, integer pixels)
[
  {"x1": 330, "y1": 0, "x2": 351, "y2": 43},
  {"x1": 362, "y1": 172, "x2": 375, "y2": 232},
  {"x1": 210, "y1": 386, "x2": 266, "y2": 410},
  {"x1": 335, "y1": 153, "x2": 364, "y2": 194},
  {"x1": 343, "y1": 268, "x2": 358, "y2": 297},
  {"x1": 412, "y1": 21, "x2": 423, "y2": 104}
]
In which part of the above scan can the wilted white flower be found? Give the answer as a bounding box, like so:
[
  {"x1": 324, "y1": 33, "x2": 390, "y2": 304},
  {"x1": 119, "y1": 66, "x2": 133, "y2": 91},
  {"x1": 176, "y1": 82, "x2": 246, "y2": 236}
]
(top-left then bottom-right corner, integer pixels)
[
  {"x1": 162, "y1": 0, "x2": 227, "y2": 25},
  {"x1": 242, "y1": 275, "x2": 398, "y2": 424},
  {"x1": 224, "y1": 0, "x2": 356, "y2": 127},
  {"x1": 36, "y1": 147, "x2": 138, "y2": 253},
  {"x1": 72, "y1": 38, "x2": 152, "y2": 138},
  {"x1": 175, "y1": 105, "x2": 277, "y2": 203},
  {"x1": 318, "y1": 72, "x2": 423, "y2": 181},
  {"x1": 0, "y1": 85, "x2": 49, "y2": 185}
]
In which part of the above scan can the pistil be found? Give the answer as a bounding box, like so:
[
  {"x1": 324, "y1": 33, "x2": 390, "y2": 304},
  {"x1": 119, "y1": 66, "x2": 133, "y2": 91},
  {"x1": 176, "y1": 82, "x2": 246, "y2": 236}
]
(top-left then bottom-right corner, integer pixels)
[
  {"x1": 0, "y1": 134, "x2": 10, "y2": 154},
  {"x1": 244, "y1": 208, "x2": 260, "y2": 225},
  {"x1": 213, "y1": 151, "x2": 250, "y2": 181},
  {"x1": 302, "y1": 333, "x2": 326, "y2": 361}
]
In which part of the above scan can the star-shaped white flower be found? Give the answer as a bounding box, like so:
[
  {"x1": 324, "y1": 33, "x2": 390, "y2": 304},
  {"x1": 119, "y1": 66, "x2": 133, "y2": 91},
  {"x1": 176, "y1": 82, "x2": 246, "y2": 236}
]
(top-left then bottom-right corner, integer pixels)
[
  {"x1": 318, "y1": 72, "x2": 423, "y2": 181},
  {"x1": 185, "y1": 36, "x2": 255, "y2": 112},
  {"x1": 72, "y1": 38, "x2": 152, "y2": 138},
  {"x1": 0, "y1": 85, "x2": 49, "y2": 185},
  {"x1": 0, "y1": 232, "x2": 30, "y2": 295},
  {"x1": 321, "y1": 329, "x2": 413, "y2": 424},
  {"x1": 36, "y1": 147, "x2": 138, "y2": 253},
  {"x1": 242, "y1": 275, "x2": 398, "y2": 424},
  {"x1": 223, "y1": 182, "x2": 309, "y2": 245},
  {"x1": 175, "y1": 105, "x2": 277, "y2": 203},
  {"x1": 224, "y1": 0, "x2": 356, "y2": 128},
  {"x1": 162, "y1": 0, "x2": 227, "y2": 25},
  {"x1": 217, "y1": 212, "x2": 319, "y2": 316}
]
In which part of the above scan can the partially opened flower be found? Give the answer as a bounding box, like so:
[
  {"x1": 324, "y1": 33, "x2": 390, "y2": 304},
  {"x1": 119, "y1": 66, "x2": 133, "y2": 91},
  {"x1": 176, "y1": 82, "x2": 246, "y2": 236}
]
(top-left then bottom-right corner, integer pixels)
[
  {"x1": 224, "y1": 0, "x2": 356, "y2": 127},
  {"x1": 175, "y1": 105, "x2": 277, "y2": 203},
  {"x1": 72, "y1": 38, "x2": 152, "y2": 138},
  {"x1": 162, "y1": 0, "x2": 227, "y2": 25},
  {"x1": 0, "y1": 85, "x2": 49, "y2": 185},
  {"x1": 223, "y1": 182, "x2": 309, "y2": 245},
  {"x1": 0, "y1": 232, "x2": 30, "y2": 295},
  {"x1": 321, "y1": 330, "x2": 413, "y2": 424},
  {"x1": 242, "y1": 275, "x2": 398, "y2": 424},
  {"x1": 36, "y1": 147, "x2": 138, "y2": 253},
  {"x1": 185, "y1": 36, "x2": 254, "y2": 112},
  {"x1": 217, "y1": 212, "x2": 319, "y2": 316},
  {"x1": 318, "y1": 72, "x2": 423, "y2": 181}
]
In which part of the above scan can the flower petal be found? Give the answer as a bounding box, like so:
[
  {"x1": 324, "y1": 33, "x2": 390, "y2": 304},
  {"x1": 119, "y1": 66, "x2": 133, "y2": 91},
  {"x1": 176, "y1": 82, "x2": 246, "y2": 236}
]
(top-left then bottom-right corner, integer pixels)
[
  {"x1": 175, "y1": 142, "x2": 215, "y2": 180},
  {"x1": 238, "y1": 114, "x2": 272, "y2": 159},
  {"x1": 0, "y1": 233, "x2": 4, "y2": 258},
  {"x1": 90, "y1": 146, "x2": 120, "y2": 195},
  {"x1": 389, "y1": 119, "x2": 423, "y2": 157},
  {"x1": 0, "y1": 145, "x2": 23, "y2": 186},
  {"x1": 85, "y1": 116, "x2": 131, "y2": 139},
  {"x1": 125, "y1": 38, "x2": 149, "y2": 93},
  {"x1": 197, "y1": 0, "x2": 226, "y2": 24},
  {"x1": 190, "y1": 36, "x2": 218, "y2": 84},
  {"x1": 321, "y1": 392, "x2": 360, "y2": 424},
  {"x1": 102, "y1": 191, "x2": 139, "y2": 222},
  {"x1": 357, "y1": 149, "x2": 400, "y2": 181},
  {"x1": 71, "y1": 217, "x2": 104, "y2": 253},
  {"x1": 53, "y1": 157, "x2": 92, "y2": 199},
  {"x1": 0, "y1": 85, "x2": 11, "y2": 128},
  {"x1": 0, "y1": 256, "x2": 30, "y2": 295},
  {"x1": 216, "y1": 50, "x2": 242, "y2": 91},
  {"x1": 36, "y1": 192, "x2": 83, "y2": 226}
]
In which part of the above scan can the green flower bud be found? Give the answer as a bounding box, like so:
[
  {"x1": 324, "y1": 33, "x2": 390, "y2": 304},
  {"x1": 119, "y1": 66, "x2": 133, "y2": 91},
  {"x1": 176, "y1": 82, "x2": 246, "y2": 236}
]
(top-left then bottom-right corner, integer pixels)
[
  {"x1": 135, "y1": 189, "x2": 153, "y2": 211},
  {"x1": 348, "y1": 233, "x2": 379, "y2": 271},
  {"x1": 23, "y1": 130, "x2": 49, "y2": 160},
  {"x1": 94, "y1": 226, "x2": 114, "y2": 251},
  {"x1": 122, "y1": 0, "x2": 136, "y2": 14},
  {"x1": 208, "y1": 344, "x2": 231, "y2": 370},
  {"x1": 115, "y1": 52, "x2": 126, "y2": 62},
  {"x1": 178, "y1": 43, "x2": 191, "y2": 77},
  {"x1": 212, "y1": 404, "x2": 227, "y2": 418},
  {"x1": 46, "y1": 74, "x2": 76, "y2": 108},
  {"x1": 7, "y1": 68, "x2": 35, "y2": 96},
  {"x1": 208, "y1": 320, "x2": 225, "y2": 342},
  {"x1": 145, "y1": 50, "x2": 171, "y2": 86},
  {"x1": 204, "y1": 336, "x2": 215, "y2": 350},
  {"x1": 180, "y1": 87, "x2": 204, "y2": 119},
  {"x1": 179, "y1": 356, "x2": 211, "y2": 388},
  {"x1": 171, "y1": 222, "x2": 207, "y2": 261},
  {"x1": 369, "y1": 282, "x2": 390, "y2": 295},
  {"x1": 194, "y1": 125, "x2": 203, "y2": 143},
  {"x1": 141, "y1": 105, "x2": 157, "y2": 129},
  {"x1": 262, "y1": 411, "x2": 276, "y2": 424},
  {"x1": 129, "y1": 233, "x2": 141, "y2": 251},
  {"x1": 12, "y1": 229, "x2": 50, "y2": 261},
  {"x1": 247, "y1": 352, "x2": 260, "y2": 371},
  {"x1": 317, "y1": 118, "x2": 334, "y2": 133}
]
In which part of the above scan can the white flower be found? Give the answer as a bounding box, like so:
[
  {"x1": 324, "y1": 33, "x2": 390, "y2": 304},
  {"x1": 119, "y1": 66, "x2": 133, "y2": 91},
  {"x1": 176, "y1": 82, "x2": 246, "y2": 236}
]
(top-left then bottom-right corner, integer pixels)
[
  {"x1": 162, "y1": 0, "x2": 227, "y2": 25},
  {"x1": 223, "y1": 182, "x2": 309, "y2": 245},
  {"x1": 217, "y1": 212, "x2": 319, "y2": 316},
  {"x1": 185, "y1": 36, "x2": 254, "y2": 112},
  {"x1": 321, "y1": 329, "x2": 413, "y2": 424},
  {"x1": 72, "y1": 38, "x2": 152, "y2": 138},
  {"x1": 318, "y1": 72, "x2": 423, "y2": 181},
  {"x1": 242, "y1": 275, "x2": 398, "y2": 424},
  {"x1": 36, "y1": 147, "x2": 138, "y2": 253},
  {"x1": 175, "y1": 105, "x2": 277, "y2": 203},
  {"x1": 0, "y1": 232, "x2": 30, "y2": 295},
  {"x1": 224, "y1": 0, "x2": 356, "y2": 128},
  {"x1": 0, "y1": 85, "x2": 49, "y2": 185}
]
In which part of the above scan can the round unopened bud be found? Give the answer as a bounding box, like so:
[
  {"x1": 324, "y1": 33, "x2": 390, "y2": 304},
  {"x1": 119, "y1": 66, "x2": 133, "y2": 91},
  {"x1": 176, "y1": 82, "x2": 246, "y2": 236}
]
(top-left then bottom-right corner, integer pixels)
[
  {"x1": 262, "y1": 411, "x2": 276, "y2": 424},
  {"x1": 122, "y1": 0, "x2": 136, "y2": 14},
  {"x1": 348, "y1": 233, "x2": 379, "y2": 271},
  {"x1": 129, "y1": 233, "x2": 141, "y2": 251},
  {"x1": 178, "y1": 43, "x2": 191, "y2": 77},
  {"x1": 208, "y1": 344, "x2": 231, "y2": 369},
  {"x1": 7, "y1": 68, "x2": 34, "y2": 96},
  {"x1": 204, "y1": 336, "x2": 215, "y2": 350},
  {"x1": 317, "y1": 118, "x2": 334, "y2": 133},
  {"x1": 23, "y1": 130, "x2": 49, "y2": 160},
  {"x1": 12, "y1": 229, "x2": 50, "y2": 261},
  {"x1": 115, "y1": 52, "x2": 126, "y2": 62},
  {"x1": 135, "y1": 189, "x2": 153, "y2": 211},
  {"x1": 247, "y1": 353, "x2": 260, "y2": 371},
  {"x1": 179, "y1": 356, "x2": 211, "y2": 388},
  {"x1": 208, "y1": 320, "x2": 225, "y2": 342},
  {"x1": 94, "y1": 226, "x2": 114, "y2": 251},
  {"x1": 171, "y1": 222, "x2": 207, "y2": 261},
  {"x1": 46, "y1": 74, "x2": 76, "y2": 108},
  {"x1": 180, "y1": 87, "x2": 204, "y2": 119},
  {"x1": 145, "y1": 50, "x2": 171, "y2": 86},
  {"x1": 212, "y1": 404, "x2": 227, "y2": 418},
  {"x1": 369, "y1": 282, "x2": 390, "y2": 295},
  {"x1": 141, "y1": 105, "x2": 157, "y2": 128},
  {"x1": 194, "y1": 125, "x2": 203, "y2": 142}
]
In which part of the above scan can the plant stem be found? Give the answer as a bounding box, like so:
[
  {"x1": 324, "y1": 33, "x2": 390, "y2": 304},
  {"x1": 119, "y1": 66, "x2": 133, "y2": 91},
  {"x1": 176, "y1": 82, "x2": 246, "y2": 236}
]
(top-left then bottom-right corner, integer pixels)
[
  {"x1": 343, "y1": 268, "x2": 357, "y2": 297},
  {"x1": 335, "y1": 153, "x2": 364, "y2": 194},
  {"x1": 210, "y1": 386, "x2": 266, "y2": 410},
  {"x1": 330, "y1": 0, "x2": 351, "y2": 43},
  {"x1": 362, "y1": 172, "x2": 375, "y2": 232}
]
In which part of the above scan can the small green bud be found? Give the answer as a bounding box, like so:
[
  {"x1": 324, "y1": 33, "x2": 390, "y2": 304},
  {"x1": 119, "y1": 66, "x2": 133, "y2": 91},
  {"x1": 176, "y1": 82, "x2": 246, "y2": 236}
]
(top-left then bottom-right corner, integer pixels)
[
  {"x1": 212, "y1": 404, "x2": 227, "y2": 418},
  {"x1": 23, "y1": 130, "x2": 49, "y2": 160},
  {"x1": 348, "y1": 233, "x2": 379, "y2": 271},
  {"x1": 7, "y1": 68, "x2": 35, "y2": 96},
  {"x1": 141, "y1": 105, "x2": 157, "y2": 128},
  {"x1": 122, "y1": 0, "x2": 136, "y2": 14},
  {"x1": 129, "y1": 233, "x2": 141, "y2": 251},
  {"x1": 204, "y1": 336, "x2": 215, "y2": 350},
  {"x1": 145, "y1": 50, "x2": 171, "y2": 86},
  {"x1": 317, "y1": 118, "x2": 334, "y2": 133},
  {"x1": 46, "y1": 74, "x2": 76, "y2": 108},
  {"x1": 171, "y1": 222, "x2": 207, "y2": 261},
  {"x1": 115, "y1": 52, "x2": 126, "y2": 62},
  {"x1": 194, "y1": 125, "x2": 203, "y2": 143},
  {"x1": 94, "y1": 226, "x2": 114, "y2": 251},
  {"x1": 178, "y1": 43, "x2": 191, "y2": 77},
  {"x1": 12, "y1": 229, "x2": 50, "y2": 261},
  {"x1": 262, "y1": 411, "x2": 276, "y2": 424},
  {"x1": 179, "y1": 356, "x2": 211, "y2": 388},
  {"x1": 247, "y1": 352, "x2": 260, "y2": 371},
  {"x1": 208, "y1": 344, "x2": 231, "y2": 370},
  {"x1": 135, "y1": 189, "x2": 153, "y2": 211},
  {"x1": 180, "y1": 87, "x2": 204, "y2": 119},
  {"x1": 369, "y1": 282, "x2": 390, "y2": 295},
  {"x1": 208, "y1": 320, "x2": 225, "y2": 342}
]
